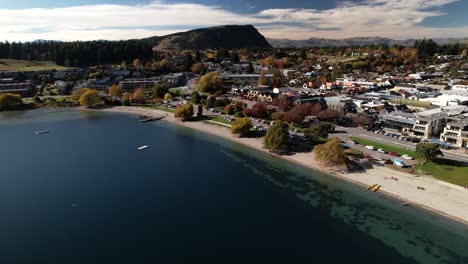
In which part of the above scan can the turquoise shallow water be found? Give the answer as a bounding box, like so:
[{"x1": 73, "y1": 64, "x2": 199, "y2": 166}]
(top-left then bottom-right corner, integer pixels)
[{"x1": 0, "y1": 109, "x2": 467, "y2": 263}]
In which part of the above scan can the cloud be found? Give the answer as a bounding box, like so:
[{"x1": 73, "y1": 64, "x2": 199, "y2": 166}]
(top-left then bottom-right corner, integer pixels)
[{"x1": 0, "y1": 0, "x2": 465, "y2": 41}]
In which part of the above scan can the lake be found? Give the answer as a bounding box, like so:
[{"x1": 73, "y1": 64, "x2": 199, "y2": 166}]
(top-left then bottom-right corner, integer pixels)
[{"x1": 0, "y1": 109, "x2": 467, "y2": 263}]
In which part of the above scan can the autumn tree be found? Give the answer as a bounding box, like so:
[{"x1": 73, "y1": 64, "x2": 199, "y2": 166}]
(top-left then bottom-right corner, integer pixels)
[
  {"x1": 71, "y1": 88, "x2": 91, "y2": 100},
  {"x1": 258, "y1": 70, "x2": 267, "y2": 86},
  {"x1": 79, "y1": 90, "x2": 101, "y2": 108},
  {"x1": 191, "y1": 62, "x2": 207, "y2": 74},
  {"x1": 283, "y1": 105, "x2": 305, "y2": 124},
  {"x1": 234, "y1": 101, "x2": 244, "y2": 112},
  {"x1": 130, "y1": 88, "x2": 146, "y2": 103},
  {"x1": 174, "y1": 103, "x2": 194, "y2": 121},
  {"x1": 231, "y1": 118, "x2": 253, "y2": 136},
  {"x1": 263, "y1": 121, "x2": 289, "y2": 152},
  {"x1": 354, "y1": 114, "x2": 373, "y2": 127},
  {"x1": 224, "y1": 104, "x2": 235, "y2": 115},
  {"x1": 152, "y1": 83, "x2": 169, "y2": 98},
  {"x1": 108, "y1": 85, "x2": 123, "y2": 98},
  {"x1": 416, "y1": 143, "x2": 443, "y2": 164},
  {"x1": 313, "y1": 137, "x2": 348, "y2": 166},
  {"x1": 164, "y1": 93, "x2": 173, "y2": 102},
  {"x1": 198, "y1": 72, "x2": 223, "y2": 93},
  {"x1": 317, "y1": 108, "x2": 341, "y2": 122},
  {"x1": 133, "y1": 59, "x2": 142, "y2": 68},
  {"x1": 0, "y1": 93, "x2": 23, "y2": 109},
  {"x1": 244, "y1": 102, "x2": 268, "y2": 118}
]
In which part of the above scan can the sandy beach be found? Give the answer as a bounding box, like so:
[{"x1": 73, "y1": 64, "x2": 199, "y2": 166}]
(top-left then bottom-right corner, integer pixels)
[{"x1": 98, "y1": 106, "x2": 468, "y2": 224}]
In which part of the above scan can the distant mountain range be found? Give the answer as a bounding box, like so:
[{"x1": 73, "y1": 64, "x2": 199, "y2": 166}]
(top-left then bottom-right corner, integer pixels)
[
  {"x1": 31, "y1": 25, "x2": 468, "y2": 50},
  {"x1": 267, "y1": 37, "x2": 468, "y2": 48},
  {"x1": 142, "y1": 25, "x2": 272, "y2": 50}
]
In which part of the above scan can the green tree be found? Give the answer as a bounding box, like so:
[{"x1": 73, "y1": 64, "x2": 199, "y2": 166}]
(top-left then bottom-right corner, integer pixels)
[
  {"x1": 174, "y1": 103, "x2": 194, "y2": 121},
  {"x1": 194, "y1": 50, "x2": 202, "y2": 62},
  {"x1": 305, "y1": 123, "x2": 334, "y2": 141},
  {"x1": 0, "y1": 93, "x2": 23, "y2": 109},
  {"x1": 205, "y1": 96, "x2": 216, "y2": 109},
  {"x1": 230, "y1": 51, "x2": 240, "y2": 63},
  {"x1": 198, "y1": 72, "x2": 223, "y2": 93},
  {"x1": 246, "y1": 62, "x2": 254, "y2": 74},
  {"x1": 164, "y1": 93, "x2": 173, "y2": 102},
  {"x1": 416, "y1": 143, "x2": 443, "y2": 164},
  {"x1": 263, "y1": 121, "x2": 289, "y2": 152},
  {"x1": 152, "y1": 83, "x2": 169, "y2": 98},
  {"x1": 184, "y1": 52, "x2": 194, "y2": 72},
  {"x1": 191, "y1": 91, "x2": 201, "y2": 104},
  {"x1": 313, "y1": 137, "x2": 348, "y2": 166},
  {"x1": 231, "y1": 117, "x2": 252, "y2": 136},
  {"x1": 197, "y1": 104, "x2": 203, "y2": 117},
  {"x1": 79, "y1": 90, "x2": 101, "y2": 108}
]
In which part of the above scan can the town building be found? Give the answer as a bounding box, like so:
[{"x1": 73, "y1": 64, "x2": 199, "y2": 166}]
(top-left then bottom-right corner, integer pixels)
[
  {"x1": 412, "y1": 105, "x2": 468, "y2": 139},
  {"x1": 440, "y1": 113, "x2": 468, "y2": 148}
]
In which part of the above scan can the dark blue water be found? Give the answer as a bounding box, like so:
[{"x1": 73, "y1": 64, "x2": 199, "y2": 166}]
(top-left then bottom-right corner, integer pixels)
[{"x1": 0, "y1": 109, "x2": 467, "y2": 264}]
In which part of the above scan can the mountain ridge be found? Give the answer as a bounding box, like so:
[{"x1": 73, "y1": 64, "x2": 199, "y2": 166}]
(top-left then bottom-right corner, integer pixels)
[{"x1": 142, "y1": 25, "x2": 272, "y2": 50}]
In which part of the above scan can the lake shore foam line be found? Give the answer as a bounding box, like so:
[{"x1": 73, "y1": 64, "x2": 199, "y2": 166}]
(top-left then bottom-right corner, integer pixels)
[{"x1": 89, "y1": 106, "x2": 468, "y2": 225}]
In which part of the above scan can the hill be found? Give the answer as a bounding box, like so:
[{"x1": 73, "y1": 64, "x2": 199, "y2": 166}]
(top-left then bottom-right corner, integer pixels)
[
  {"x1": 267, "y1": 37, "x2": 468, "y2": 48},
  {"x1": 143, "y1": 25, "x2": 272, "y2": 50},
  {"x1": 0, "y1": 59, "x2": 68, "y2": 72}
]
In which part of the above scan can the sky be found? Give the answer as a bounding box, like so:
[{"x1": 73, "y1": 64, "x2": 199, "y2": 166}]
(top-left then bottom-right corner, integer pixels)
[{"x1": 0, "y1": 0, "x2": 467, "y2": 42}]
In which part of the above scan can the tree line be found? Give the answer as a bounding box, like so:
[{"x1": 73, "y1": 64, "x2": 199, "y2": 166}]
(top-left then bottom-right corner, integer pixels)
[{"x1": 0, "y1": 40, "x2": 154, "y2": 67}]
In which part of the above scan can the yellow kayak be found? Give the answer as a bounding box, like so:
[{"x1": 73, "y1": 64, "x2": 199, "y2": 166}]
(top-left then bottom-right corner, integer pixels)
[
  {"x1": 367, "y1": 184, "x2": 377, "y2": 190},
  {"x1": 372, "y1": 185, "x2": 381, "y2": 192}
]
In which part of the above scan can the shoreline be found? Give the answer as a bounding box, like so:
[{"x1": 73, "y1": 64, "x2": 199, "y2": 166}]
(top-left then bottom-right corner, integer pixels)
[{"x1": 93, "y1": 106, "x2": 468, "y2": 225}]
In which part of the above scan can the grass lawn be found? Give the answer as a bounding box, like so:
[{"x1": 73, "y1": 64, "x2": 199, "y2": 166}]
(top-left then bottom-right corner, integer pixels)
[
  {"x1": 390, "y1": 98, "x2": 432, "y2": 108},
  {"x1": 0, "y1": 59, "x2": 68, "y2": 72},
  {"x1": 210, "y1": 116, "x2": 233, "y2": 125},
  {"x1": 414, "y1": 159, "x2": 468, "y2": 187},
  {"x1": 352, "y1": 137, "x2": 417, "y2": 157}
]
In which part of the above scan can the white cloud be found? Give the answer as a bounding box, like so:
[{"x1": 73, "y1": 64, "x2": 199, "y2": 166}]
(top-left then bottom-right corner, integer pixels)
[{"x1": 0, "y1": 0, "x2": 465, "y2": 41}]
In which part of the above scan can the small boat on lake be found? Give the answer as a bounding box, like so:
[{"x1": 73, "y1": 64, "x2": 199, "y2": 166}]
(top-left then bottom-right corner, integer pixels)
[
  {"x1": 367, "y1": 184, "x2": 377, "y2": 190},
  {"x1": 138, "y1": 145, "x2": 149, "y2": 150},
  {"x1": 35, "y1": 130, "x2": 50, "y2": 135},
  {"x1": 372, "y1": 185, "x2": 381, "y2": 192}
]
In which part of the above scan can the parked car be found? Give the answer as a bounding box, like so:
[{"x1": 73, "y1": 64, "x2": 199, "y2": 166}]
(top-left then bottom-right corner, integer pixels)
[
  {"x1": 349, "y1": 140, "x2": 357, "y2": 144},
  {"x1": 365, "y1": 145, "x2": 376, "y2": 150},
  {"x1": 393, "y1": 159, "x2": 406, "y2": 167},
  {"x1": 402, "y1": 154, "x2": 413, "y2": 160},
  {"x1": 341, "y1": 144, "x2": 350, "y2": 149},
  {"x1": 377, "y1": 148, "x2": 387, "y2": 153},
  {"x1": 389, "y1": 152, "x2": 398, "y2": 157},
  {"x1": 380, "y1": 158, "x2": 392, "y2": 164}
]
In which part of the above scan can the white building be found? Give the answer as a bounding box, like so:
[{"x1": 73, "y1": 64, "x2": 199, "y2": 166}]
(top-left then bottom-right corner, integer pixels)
[{"x1": 452, "y1": 84, "x2": 468, "y2": 91}]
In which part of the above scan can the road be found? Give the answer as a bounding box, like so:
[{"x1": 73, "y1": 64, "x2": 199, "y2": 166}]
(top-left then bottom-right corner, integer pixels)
[{"x1": 335, "y1": 125, "x2": 468, "y2": 163}]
